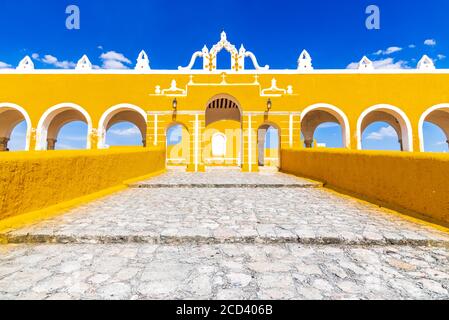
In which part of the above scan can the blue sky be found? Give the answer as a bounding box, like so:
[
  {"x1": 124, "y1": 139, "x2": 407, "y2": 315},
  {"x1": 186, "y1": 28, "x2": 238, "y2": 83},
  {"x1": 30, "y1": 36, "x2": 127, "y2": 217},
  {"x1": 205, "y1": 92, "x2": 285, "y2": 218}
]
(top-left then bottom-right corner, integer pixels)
[{"x1": 1, "y1": 0, "x2": 448, "y2": 152}]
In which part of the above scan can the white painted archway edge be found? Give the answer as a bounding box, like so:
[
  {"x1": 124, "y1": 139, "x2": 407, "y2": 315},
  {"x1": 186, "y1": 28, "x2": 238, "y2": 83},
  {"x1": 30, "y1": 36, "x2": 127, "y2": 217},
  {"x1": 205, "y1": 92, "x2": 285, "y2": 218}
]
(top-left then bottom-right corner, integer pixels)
[
  {"x1": 418, "y1": 103, "x2": 449, "y2": 152},
  {"x1": 97, "y1": 103, "x2": 148, "y2": 149},
  {"x1": 0, "y1": 102, "x2": 32, "y2": 151},
  {"x1": 357, "y1": 104, "x2": 414, "y2": 152},
  {"x1": 301, "y1": 103, "x2": 351, "y2": 148},
  {"x1": 36, "y1": 103, "x2": 93, "y2": 150}
]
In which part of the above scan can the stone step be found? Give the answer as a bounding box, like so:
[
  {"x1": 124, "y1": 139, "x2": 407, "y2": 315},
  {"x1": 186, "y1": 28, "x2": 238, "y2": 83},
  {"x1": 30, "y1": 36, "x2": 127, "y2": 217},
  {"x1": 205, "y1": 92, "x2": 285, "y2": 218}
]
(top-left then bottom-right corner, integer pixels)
[
  {"x1": 129, "y1": 182, "x2": 322, "y2": 189},
  {"x1": 2, "y1": 233, "x2": 448, "y2": 247}
]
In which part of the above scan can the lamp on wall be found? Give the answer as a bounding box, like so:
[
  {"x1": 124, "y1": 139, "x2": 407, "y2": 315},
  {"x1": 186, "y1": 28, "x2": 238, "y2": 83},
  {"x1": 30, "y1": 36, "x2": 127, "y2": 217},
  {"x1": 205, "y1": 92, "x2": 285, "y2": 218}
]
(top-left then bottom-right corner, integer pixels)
[
  {"x1": 267, "y1": 98, "x2": 272, "y2": 111},
  {"x1": 172, "y1": 98, "x2": 178, "y2": 111}
]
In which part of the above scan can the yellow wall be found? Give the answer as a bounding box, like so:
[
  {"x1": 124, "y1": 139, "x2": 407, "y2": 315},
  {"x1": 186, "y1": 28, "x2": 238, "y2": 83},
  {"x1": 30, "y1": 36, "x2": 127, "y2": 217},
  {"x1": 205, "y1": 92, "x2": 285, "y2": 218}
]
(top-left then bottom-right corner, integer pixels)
[
  {"x1": 0, "y1": 147, "x2": 165, "y2": 220},
  {"x1": 1, "y1": 72, "x2": 449, "y2": 154},
  {"x1": 281, "y1": 149, "x2": 449, "y2": 227}
]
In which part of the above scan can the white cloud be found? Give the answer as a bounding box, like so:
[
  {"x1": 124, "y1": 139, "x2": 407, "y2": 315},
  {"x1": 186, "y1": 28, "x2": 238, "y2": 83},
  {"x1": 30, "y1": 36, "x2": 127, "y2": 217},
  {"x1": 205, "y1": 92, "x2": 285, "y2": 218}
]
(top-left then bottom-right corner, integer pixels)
[
  {"x1": 97, "y1": 45, "x2": 104, "y2": 50},
  {"x1": 373, "y1": 46, "x2": 403, "y2": 55},
  {"x1": 366, "y1": 126, "x2": 397, "y2": 141},
  {"x1": 0, "y1": 61, "x2": 12, "y2": 69},
  {"x1": 33, "y1": 53, "x2": 76, "y2": 69},
  {"x1": 424, "y1": 39, "x2": 436, "y2": 46},
  {"x1": 437, "y1": 54, "x2": 446, "y2": 60},
  {"x1": 100, "y1": 51, "x2": 131, "y2": 69},
  {"x1": 346, "y1": 58, "x2": 408, "y2": 70},
  {"x1": 109, "y1": 127, "x2": 141, "y2": 136},
  {"x1": 317, "y1": 122, "x2": 340, "y2": 129},
  {"x1": 409, "y1": 44, "x2": 416, "y2": 48}
]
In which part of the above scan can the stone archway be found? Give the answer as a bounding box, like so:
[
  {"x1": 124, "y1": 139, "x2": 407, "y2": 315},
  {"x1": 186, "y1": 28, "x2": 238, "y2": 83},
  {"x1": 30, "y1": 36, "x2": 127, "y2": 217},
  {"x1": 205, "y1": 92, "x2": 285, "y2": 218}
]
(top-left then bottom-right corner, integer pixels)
[{"x1": 204, "y1": 94, "x2": 243, "y2": 167}]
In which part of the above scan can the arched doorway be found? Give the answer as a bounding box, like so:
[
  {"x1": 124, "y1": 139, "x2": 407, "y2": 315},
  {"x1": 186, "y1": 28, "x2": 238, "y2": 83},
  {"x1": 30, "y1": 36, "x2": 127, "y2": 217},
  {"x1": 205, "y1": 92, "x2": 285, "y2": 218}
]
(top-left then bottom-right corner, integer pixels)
[
  {"x1": 36, "y1": 103, "x2": 92, "y2": 150},
  {"x1": 204, "y1": 94, "x2": 242, "y2": 167},
  {"x1": 419, "y1": 104, "x2": 449, "y2": 152},
  {"x1": 166, "y1": 123, "x2": 190, "y2": 166},
  {"x1": 258, "y1": 124, "x2": 280, "y2": 167},
  {"x1": 357, "y1": 104, "x2": 413, "y2": 152},
  {"x1": 301, "y1": 104, "x2": 350, "y2": 149},
  {"x1": 0, "y1": 103, "x2": 31, "y2": 151},
  {"x1": 98, "y1": 104, "x2": 147, "y2": 148}
]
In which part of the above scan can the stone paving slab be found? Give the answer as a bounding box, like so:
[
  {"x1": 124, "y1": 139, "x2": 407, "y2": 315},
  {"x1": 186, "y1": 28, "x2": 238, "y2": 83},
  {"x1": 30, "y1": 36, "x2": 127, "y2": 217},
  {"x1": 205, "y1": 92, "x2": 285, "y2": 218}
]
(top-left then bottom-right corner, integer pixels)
[
  {"x1": 130, "y1": 170, "x2": 322, "y2": 188},
  {"x1": 0, "y1": 244, "x2": 448, "y2": 300},
  {"x1": 3, "y1": 187, "x2": 449, "y2": 245}
]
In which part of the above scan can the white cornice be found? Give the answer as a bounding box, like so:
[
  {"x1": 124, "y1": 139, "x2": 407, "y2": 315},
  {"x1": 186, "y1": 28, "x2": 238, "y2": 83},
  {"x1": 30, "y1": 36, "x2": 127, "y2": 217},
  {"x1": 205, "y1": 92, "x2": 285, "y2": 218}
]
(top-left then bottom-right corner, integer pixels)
[{"x1": 1, "y1": 68, "x2": 449, "y2": 75}]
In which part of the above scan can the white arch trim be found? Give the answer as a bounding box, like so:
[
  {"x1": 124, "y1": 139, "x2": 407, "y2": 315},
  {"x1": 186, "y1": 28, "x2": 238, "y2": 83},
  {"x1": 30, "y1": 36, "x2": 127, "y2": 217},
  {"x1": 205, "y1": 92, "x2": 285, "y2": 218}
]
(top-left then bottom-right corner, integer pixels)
[
  {"x1": 418, "y1": 103, "x2": 449, "y2": 152},
  {"x1": 36, "y1": 103, "x2": 93, "y2": 151},
  {"x1": 301, "y1": 103, "x2": 351, "y2": 148},
  {"x1": 97, "y1": 103, "x2": 148, "y2": 149},
  {"x1": 0, "y1": 102, "x2": 32, "y2": 151},
  {"x1": 357, "y1": 104, "x2": 414, "y2": 152}
]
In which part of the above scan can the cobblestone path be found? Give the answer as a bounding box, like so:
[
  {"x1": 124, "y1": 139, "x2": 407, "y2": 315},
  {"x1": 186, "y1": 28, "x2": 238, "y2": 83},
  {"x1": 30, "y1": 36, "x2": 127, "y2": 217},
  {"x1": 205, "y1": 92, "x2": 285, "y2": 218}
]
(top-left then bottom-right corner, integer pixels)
[{"x1": 0, "y1": 169, "x2": 448, "y2": 300}]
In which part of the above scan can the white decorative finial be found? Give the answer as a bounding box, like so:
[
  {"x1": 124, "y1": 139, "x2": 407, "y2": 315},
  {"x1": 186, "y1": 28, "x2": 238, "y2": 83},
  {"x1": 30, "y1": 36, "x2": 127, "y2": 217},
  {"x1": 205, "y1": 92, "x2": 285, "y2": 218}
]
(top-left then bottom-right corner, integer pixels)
[
  {"x1": 16, "y1": 56, "x2": 34, "y2": 71},
  {"x1": 358, "y1": 56, "x2": 374, "y2": 71},
  {"x1": 297, "y1": 50, "x2": 313, "y2": 71},
  {"x1": 76, "y1": 55, "x2": 92, "y2": 71},
  {"x1": 417, "y1": 55, "x2": 435, "y2": 70},
  {"x1": 221, "y1": 31, "x2": 227, "y2": 41},
  {"x1": 135, "y1": 50, "x2": 150, "y2": 71}
]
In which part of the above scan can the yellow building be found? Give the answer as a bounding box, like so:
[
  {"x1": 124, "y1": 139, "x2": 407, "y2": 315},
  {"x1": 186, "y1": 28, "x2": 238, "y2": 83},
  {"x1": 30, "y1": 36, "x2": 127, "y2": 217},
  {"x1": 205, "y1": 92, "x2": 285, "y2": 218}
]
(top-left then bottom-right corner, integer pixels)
[{"x1": 1, "y1": 32, "x2": 449, "y2": 172}]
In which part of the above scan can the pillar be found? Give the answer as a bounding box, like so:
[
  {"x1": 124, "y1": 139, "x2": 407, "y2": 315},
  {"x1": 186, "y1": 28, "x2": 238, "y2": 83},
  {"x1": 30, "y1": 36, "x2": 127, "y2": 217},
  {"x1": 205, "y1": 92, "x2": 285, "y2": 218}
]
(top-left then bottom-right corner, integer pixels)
[
  {"x1": 304, "y1": 139, "x2": 313, "y2": 148},
  {"x1": 0, "y1": 137, "x2": 9, "y2": 151},
  {"x1": 187, "y1": 113, "x2": 205, "y2": 172},
  {"x1": 242, "y1": 114, "x2": 258, "y2": 172},
  {"x1": 47, "y1": 138, "x2": 57, "y2": 150},
  {"x1": 289, "y1": 113, "x2": 302, "y2": 148}
]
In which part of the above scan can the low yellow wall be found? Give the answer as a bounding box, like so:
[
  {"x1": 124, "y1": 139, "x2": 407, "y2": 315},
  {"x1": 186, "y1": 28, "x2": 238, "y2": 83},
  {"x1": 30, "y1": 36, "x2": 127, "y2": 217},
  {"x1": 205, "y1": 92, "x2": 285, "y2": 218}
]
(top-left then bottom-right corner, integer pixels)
[
  {"x1": 281, "y1": 149, "x2": 449, "y2": 227},
  {"x1": 0, "y1": 148, "x2": 165, "y2": 221}
]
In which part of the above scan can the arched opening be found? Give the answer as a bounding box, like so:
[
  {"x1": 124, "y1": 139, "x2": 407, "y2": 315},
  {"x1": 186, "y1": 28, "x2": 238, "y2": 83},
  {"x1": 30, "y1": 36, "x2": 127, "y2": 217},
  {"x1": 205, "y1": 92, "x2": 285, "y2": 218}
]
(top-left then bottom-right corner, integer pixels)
[
  {"x1": 212, "y1": 133, "x2": 227, "y2": 157},
  {"x1": 166, "y1": 123, "x2": 190, "y2": 166},
  {"x1": 419, "y1": 104, "x2": 449, "y2": 152},
  {"x1": 54, "y1": 121, "x2": 88, "y2": 150},
  {"x1": 258, "y1": 124, "x2": 280, "y2": 167},
  {"x1": 204, "y1": 94, "x2": 242, "y2": 166},
  {"x1": 361, "y1": 122, "x2": 401, "y2": 151},
  {"x1": 0, "y1": 103, "x2": 31, "y2": 151},
  {"x1": 36, "y1": 103, "x2": 92, "y2": 150},
  {"x1": 98, "y1": 104, "x2": 147, "y2": 149},
  {"x1": 301, "y1": 104, "x2": 350, "y2": 148},
  {"x1": 357, "y1": 105, "x2": 413, "y2": 152}
]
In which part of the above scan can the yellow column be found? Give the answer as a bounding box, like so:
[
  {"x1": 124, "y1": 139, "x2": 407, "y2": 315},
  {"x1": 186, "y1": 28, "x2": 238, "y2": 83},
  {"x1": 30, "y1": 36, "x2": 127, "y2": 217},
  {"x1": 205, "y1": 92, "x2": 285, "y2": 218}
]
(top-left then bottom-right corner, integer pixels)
[
  {"x1": 187, "y1": 113, "x2": 205, "y2": 172},
  {"x1": 242, "y1": 113, "x2": 258, "y2": 172},
  {"x1": 28, "y1": 128, "x2": 37, "y2": 151},
  {"x1": 289, "y1": 113, "x2": 302, "y2": 148}
]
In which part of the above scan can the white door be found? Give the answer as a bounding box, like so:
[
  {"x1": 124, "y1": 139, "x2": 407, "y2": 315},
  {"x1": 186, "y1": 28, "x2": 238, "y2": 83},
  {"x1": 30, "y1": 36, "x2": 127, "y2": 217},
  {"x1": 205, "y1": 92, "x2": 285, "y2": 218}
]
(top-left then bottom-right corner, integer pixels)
[{"x1": 212, "y1": 133, "x2": 226, "y2": 157}]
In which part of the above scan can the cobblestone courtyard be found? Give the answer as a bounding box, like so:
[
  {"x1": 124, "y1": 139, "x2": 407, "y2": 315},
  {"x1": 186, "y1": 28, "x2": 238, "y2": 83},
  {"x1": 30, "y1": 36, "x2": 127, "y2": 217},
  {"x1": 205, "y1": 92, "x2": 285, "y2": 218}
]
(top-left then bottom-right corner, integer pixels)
[{"x1": 1, "y1": 169, "x2": 448, "y2": 299}]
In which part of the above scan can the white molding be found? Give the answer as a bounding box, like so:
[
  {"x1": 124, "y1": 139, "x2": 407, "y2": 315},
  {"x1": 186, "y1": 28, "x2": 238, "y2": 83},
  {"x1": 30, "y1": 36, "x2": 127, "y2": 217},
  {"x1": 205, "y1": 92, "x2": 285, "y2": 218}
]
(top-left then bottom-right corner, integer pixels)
[
  {"x1": 2, "y1": 68, "x2": 449, "y2": 75},
  {"x1": 356, "y1": 104, "x2": 414, "y2": 152},
  {"x1": 301, "y1": 103, "x2": 351, "y2": 148},
  {"x1": 36, "y1": 103, "x2": 93, "y2": 150},
  {"x1": 418, "y1": 103, "x2": 449, "y2": 152},
  {"x1": 97, "y1": 103, "x2": 148, "y2": 149},
  {"x1": 0, "y1": 102, "x2": 32, "y2": 151}
]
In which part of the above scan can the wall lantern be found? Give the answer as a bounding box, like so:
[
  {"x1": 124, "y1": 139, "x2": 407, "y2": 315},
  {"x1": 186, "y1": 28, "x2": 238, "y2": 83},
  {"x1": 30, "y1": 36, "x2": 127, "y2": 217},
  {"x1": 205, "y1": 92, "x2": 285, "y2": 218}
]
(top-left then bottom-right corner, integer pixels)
[
  {"x1": 267, "y1": 98, "x2": 272, "y2": 111},
  {"x1": 172, "y1": 98, "x2": 178, "y2": 110}
]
